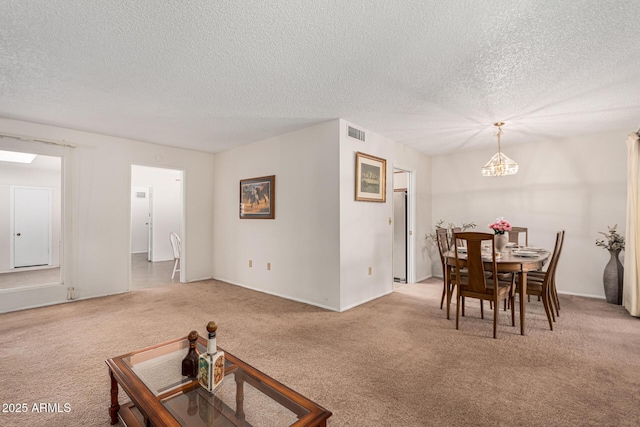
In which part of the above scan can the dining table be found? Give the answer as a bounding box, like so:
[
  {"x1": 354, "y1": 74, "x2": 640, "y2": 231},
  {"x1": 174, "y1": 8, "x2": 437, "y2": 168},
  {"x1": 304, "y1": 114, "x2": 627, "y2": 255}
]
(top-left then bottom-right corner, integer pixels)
[{"x1": 443, "y1": 245, "x2": 550, "y2": 335}]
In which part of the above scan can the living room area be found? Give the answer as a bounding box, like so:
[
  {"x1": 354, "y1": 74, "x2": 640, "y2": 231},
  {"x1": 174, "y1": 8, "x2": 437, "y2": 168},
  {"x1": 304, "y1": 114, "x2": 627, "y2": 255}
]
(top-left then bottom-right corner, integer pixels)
[{"x1": 1, "y1": 2, "x2": 640, "y2": 426}]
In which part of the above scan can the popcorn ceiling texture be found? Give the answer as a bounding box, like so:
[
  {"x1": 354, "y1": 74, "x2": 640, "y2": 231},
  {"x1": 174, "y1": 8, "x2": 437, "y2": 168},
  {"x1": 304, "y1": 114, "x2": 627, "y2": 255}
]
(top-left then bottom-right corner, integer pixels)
[{"x1": 0, "y1": 1, "x2": 639, "y2": 154}]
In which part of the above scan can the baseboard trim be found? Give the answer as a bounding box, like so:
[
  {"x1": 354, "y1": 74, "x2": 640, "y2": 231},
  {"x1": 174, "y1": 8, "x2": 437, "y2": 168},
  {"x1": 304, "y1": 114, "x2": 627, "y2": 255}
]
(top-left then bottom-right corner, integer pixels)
[
  {"x1": 0, "y1": 289, "x2": 129, "y2": 314},
  {"x1": 558, "y1": 290, "x2": 605, "y2": 299},
  {"x1": 416, "y1": 274, "x2": 433, "y2": 282},
  {"x1": 186, "y1": 276, "x2": 213, "y2": 283},
  {"x1": 212, "y1": 277, "x2": 339, "y2": 312},
  {"x1": 340, "y1": 290, "x2": 393, "y2": 312}
]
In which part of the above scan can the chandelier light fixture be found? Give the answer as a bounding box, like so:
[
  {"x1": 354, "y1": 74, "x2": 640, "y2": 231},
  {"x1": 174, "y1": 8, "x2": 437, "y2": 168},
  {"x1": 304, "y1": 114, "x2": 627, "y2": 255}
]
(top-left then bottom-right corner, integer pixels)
[{"x1": 481, "y1": 122, "x2": 518, "y2": 177}]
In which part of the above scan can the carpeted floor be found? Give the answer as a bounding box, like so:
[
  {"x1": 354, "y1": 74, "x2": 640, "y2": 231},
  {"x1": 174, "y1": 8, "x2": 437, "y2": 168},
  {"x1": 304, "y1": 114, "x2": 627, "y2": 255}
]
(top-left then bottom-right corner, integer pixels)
[{"x1": 0, "y1": 278, "x2": 638, "y2": 426}]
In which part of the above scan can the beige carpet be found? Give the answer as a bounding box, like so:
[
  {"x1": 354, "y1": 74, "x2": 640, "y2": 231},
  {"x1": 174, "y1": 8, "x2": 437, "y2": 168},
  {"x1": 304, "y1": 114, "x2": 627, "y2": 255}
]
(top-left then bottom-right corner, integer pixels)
[{"x1": 0, "y1": 278, "x2": 639, "y2": 426}]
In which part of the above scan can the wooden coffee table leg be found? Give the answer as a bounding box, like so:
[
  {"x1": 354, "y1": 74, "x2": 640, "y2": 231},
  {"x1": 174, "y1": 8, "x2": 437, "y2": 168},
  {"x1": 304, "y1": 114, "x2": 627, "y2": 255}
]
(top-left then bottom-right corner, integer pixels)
[
  {"x1": 235, "y1": 371, "x2": 245, "y2": 421},
  {"x1": 109, "y1": 369, "x2": 121, "y2": 425}
]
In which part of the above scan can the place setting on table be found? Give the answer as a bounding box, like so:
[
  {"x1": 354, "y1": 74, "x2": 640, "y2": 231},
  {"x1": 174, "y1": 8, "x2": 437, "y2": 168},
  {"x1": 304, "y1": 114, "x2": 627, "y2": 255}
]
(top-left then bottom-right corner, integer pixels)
[{"x1": 454, "y1": 241, "x2": 549, "y2": 260}]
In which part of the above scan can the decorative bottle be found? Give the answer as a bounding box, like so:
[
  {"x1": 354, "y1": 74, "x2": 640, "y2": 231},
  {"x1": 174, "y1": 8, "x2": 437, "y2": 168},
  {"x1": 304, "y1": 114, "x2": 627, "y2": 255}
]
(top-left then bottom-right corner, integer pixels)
[
  {"x1": 181, "y1": 330, "x2": 200, "y2": 378},
  {"x1": 198, "y1": 321, "x2": 225, "y2": 393}
]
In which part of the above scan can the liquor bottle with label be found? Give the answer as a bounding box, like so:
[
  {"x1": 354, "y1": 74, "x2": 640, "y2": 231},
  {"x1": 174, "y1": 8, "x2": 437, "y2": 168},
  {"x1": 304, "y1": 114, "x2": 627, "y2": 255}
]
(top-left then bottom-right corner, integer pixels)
[
  {"x1": 198, "y1": 321, "x2": 225, "y2": 393},
  {"x1": 181, "y1": 330, "x2": 200, "y2": 378}
]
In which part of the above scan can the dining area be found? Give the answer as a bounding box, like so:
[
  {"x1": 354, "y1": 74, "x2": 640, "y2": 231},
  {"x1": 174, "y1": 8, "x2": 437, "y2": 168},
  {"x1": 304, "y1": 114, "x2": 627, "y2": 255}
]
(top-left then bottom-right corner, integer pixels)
[{"x1": 435, "y1": 219, "x2": 565, "y2": 338}]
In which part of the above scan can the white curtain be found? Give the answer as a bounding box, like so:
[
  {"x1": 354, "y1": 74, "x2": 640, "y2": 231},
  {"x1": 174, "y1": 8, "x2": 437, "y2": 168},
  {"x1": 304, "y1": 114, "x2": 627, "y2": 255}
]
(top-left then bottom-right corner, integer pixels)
[{"x1": 624, "y1": 132, "x2": 640, "y2": 317}]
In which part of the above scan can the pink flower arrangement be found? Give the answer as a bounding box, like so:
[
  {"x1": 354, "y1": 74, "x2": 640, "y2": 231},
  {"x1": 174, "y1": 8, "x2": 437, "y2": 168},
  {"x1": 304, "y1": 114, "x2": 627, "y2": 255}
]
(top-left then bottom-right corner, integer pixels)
[{"x1": 489, "y1": 217, "x2": 512, "y2": 235}]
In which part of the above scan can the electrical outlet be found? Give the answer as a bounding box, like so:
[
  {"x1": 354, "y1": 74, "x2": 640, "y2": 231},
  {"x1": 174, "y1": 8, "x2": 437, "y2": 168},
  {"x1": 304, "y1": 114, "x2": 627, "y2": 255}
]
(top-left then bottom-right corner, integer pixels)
[
  {"x1": 249, "y1": 260, "x2": 252, "y2": 267},
  {"x1": 267, "y1": 262, "x2": 271, "y2": 271},
  {"x1": 368, "y1": 267, "x2": 372, "y2": 275}
]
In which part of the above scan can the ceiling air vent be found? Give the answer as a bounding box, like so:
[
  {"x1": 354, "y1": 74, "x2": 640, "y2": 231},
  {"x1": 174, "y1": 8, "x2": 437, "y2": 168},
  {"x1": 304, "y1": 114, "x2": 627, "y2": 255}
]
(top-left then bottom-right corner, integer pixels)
[{"x1": 348, "y1": 126, "x2": 365, "y2": 142}]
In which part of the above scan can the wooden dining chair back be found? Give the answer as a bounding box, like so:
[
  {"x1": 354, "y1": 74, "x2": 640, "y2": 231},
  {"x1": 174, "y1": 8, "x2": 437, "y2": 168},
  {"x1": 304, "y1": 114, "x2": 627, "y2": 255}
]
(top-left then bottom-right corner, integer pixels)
[
  {"x1": 508, "y1": 226, "x2": 529, "y2": 246},
  {"x1": 519, "y1": 231, "x2": 563, "y2": 330},
  {"x1": 551, "y1": 230, "x2": 566, "y2": 313},
  {"x1": 454, "y1": 232, "x2": 514, "y2": 338},
  {"x1": 451, "y1": 227, "x2": 463, "y2": 248},
  {"x1": 529, "y1": 230, "x2": 565, "y2": 317},
  {"x1": 436, "y1": 228, "x2": 450, "y2": 309}
]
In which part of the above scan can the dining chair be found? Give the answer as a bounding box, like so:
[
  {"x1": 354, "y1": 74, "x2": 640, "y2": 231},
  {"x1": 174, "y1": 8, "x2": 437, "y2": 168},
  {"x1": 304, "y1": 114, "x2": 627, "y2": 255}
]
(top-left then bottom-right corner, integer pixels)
[
  {"x1": 515, "y1": 231, "x2": 563, "y2": 330},
  {"x1": 454, "y1": 232, "x2": 515, "y2": 339},
  {"x1": 528, "y1": 230, "x2": 565, "y2": 317},
  {"x1": 438, "y1": 228, "x2": 469, "y2": 318},
  {"x1": 508, "y1": 226, "x2": 529, "y2": 246},
  {"x1": 451, "y1": 227, "x2": 463, "y2": 248},
  {"x1": 169, "y1": 232, "x2": 181, "y2": 279},
  {"x1": 436, "y1": 228, "x2": 450, "y2": 310}
]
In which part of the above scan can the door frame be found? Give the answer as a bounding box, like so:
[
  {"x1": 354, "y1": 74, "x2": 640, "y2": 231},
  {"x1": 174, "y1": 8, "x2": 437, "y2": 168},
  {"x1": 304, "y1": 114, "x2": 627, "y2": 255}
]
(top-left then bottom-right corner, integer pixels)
[
  {"x1": 10, "y1": 186, "x2": 53, "y2": 269},
  {"x1": 129, "y1": 164, "x2": 186, "y2": 289},
  {"x1": 147, "y1": 187, "x2": 153, "y2": 262},
  {"x1": 392, "y1": 166, "x2": 415, "y2": 284},
  {"x1": 392, "y1": 188, "x2": 408, "y2": 283}
]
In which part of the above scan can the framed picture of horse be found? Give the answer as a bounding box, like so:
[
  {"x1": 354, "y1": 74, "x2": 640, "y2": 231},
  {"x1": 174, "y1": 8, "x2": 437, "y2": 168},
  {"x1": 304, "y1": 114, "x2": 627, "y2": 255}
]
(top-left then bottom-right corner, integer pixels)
[
  {"x1": 239, "y1": 175, "x2": 275, "y2": 219},
  {"x1": 355, "y1": 152, "x2": 386, "y2": 202}
]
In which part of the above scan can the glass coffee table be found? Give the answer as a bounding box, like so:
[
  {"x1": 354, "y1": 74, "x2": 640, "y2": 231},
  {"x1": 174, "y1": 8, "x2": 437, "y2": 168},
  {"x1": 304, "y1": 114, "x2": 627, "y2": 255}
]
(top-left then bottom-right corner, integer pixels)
[{"x1": 106, "y1": 336, "x2": 331, "y2": 426}]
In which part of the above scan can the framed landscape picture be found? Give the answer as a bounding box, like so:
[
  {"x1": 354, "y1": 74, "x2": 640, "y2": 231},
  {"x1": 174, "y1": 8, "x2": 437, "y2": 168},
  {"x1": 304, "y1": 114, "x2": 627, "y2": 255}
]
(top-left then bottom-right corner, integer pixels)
[
  {"x1": 239, "y1": 175, "x2": 275, "y2": 219},
  {"x1": 355, "y1": 152, "x2": 386, "y2": 202}
]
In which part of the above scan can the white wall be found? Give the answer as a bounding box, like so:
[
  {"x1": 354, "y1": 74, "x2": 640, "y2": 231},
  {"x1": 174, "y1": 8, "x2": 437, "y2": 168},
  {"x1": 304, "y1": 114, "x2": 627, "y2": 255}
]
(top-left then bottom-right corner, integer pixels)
[
  {"x1": 0, "y1": 157, "x2": 61, "y2": 271},
  {"x1": 212, "y1": 120, "x2": 341, "y2": 310},
  {"x1": 213, "y1": 119, "x2": 432, "y2": 312},
  {"x1": 431, "y1": 130, "x2": 628, "y2": 298},
  {"x1": 131, "y1": 165, "x2": 182, "y2": 261},
  {"x1": 0, "y1": 118, "x2": 214, "y2": 313},
  {"x1": 339, "y1": 120, "x2": 433, "y2": 310}
]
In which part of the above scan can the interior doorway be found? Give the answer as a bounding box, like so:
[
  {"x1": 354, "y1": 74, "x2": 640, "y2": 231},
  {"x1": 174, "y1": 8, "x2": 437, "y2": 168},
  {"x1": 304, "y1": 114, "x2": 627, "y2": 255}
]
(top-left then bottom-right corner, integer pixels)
[
  {"x1": 392, "y1": 167, "x2": 414, "y2": 285},
  {"x1": 130, "y1": 165, "x2": 184, "y2": 290},
  {"x1": 0, "y1": 151, "x2": 62, "y2": 290},
  {"x1": 393, "y1": 185, "x2": 407, "y2": 283}
]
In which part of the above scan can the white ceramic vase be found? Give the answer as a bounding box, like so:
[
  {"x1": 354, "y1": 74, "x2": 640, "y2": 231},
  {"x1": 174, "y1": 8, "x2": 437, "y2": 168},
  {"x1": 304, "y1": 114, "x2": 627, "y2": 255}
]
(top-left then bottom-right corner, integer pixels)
[{"x1": 495, "y1": 234, "x2": 508, "y2": 252}]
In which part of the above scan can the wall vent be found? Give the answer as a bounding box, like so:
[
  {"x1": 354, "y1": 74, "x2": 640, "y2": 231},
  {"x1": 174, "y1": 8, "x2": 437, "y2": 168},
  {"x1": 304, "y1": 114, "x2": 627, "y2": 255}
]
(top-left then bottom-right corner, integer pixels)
[
  {"x1": 348, "y1": 126, "x2": 365, "y2": 142},
  {"x1": 136, "y1": 192, "x2": 146, "y2": 198}
]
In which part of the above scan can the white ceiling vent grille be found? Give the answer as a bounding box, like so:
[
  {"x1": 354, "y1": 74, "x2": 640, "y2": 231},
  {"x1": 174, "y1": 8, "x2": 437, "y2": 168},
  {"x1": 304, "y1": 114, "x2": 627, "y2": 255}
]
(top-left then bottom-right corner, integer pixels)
[{"x1": 348, "y1": 126, "x2": 365, "y2": 142}]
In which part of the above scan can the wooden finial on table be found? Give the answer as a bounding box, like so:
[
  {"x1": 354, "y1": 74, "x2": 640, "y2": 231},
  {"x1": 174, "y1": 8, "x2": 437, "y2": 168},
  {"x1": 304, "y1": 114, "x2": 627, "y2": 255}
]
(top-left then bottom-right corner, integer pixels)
[{"x1": 206, "y1": 321, "x2": 218, "y2": 333}]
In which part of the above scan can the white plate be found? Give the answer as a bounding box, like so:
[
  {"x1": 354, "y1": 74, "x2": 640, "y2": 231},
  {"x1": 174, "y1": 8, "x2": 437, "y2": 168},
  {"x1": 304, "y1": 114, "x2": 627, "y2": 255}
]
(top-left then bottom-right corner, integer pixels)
[
  {"x1": 512, "y1": 250, "x2": 538, "y2": 257},
  {"x1": 457, "y1": 247, "x2": 467, "y2": 253},
  {"x1": 505, "y1": 242, "x2": 517, "y2": 248},
  {"x1": 521, "y1": 247, "x2": 545, "y2": 252}
]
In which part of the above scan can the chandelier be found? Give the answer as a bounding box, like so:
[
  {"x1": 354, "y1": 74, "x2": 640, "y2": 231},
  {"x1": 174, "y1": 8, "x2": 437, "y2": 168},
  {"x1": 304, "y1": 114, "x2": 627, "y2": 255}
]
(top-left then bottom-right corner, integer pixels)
[{"x1": 482, "y1": 122, "x2": 518, "y2": 176}]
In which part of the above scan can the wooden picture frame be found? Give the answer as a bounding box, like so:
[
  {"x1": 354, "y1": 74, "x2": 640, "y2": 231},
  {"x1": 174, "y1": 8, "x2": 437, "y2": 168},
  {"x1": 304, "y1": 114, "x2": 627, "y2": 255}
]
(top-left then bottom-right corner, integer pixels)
[
  {"x1": 355, "y1": 152, "x2": 386, "y2": 202},
  {"x1": 239, "y1": 175, "x2": 275, "y2": 219}
]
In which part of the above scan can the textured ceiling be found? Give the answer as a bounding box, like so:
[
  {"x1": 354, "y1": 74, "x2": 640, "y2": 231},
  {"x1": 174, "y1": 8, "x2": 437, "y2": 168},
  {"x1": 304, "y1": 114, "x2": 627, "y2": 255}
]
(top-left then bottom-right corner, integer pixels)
[{"x1": 1, "y1": 1, "x2": 639, "y2": 155}]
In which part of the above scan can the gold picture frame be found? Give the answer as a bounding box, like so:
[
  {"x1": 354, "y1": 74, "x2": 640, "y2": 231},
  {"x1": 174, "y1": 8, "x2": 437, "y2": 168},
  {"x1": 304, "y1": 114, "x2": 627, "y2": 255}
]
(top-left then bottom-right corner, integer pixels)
[
  {"x1": 355, "y1": 152, "x2": 386, "y2": 202},
  {"x1": 239, "y1": 175, "x2": 275, "y2": 219}
]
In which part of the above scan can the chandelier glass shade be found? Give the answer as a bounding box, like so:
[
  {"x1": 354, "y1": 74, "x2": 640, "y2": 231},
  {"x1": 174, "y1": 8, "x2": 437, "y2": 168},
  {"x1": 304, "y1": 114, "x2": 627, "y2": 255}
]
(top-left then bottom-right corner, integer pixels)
[{"x1": 482, "y1": 122, "x2": 518, "y2": 177}]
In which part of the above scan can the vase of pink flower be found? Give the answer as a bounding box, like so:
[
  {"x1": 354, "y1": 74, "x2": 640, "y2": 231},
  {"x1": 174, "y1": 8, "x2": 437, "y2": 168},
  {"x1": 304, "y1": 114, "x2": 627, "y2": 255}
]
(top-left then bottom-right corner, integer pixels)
[{"x1": 489, "y1": 217, "x2": 512, "y2": 252}]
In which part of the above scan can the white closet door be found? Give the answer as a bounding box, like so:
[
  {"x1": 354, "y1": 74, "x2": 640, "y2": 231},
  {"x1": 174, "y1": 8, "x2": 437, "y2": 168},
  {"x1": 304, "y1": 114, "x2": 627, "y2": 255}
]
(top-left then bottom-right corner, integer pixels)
[{"x1": 14, "y1": 187, "x2": 51, "y2": 267}]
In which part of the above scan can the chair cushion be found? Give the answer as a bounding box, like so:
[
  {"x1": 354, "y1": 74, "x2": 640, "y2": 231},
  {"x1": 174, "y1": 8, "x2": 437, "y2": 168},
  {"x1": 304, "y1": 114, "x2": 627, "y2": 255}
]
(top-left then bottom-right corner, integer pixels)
[{"x1": 458, "y1": 278, "x2": 512, "y2": 296}]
